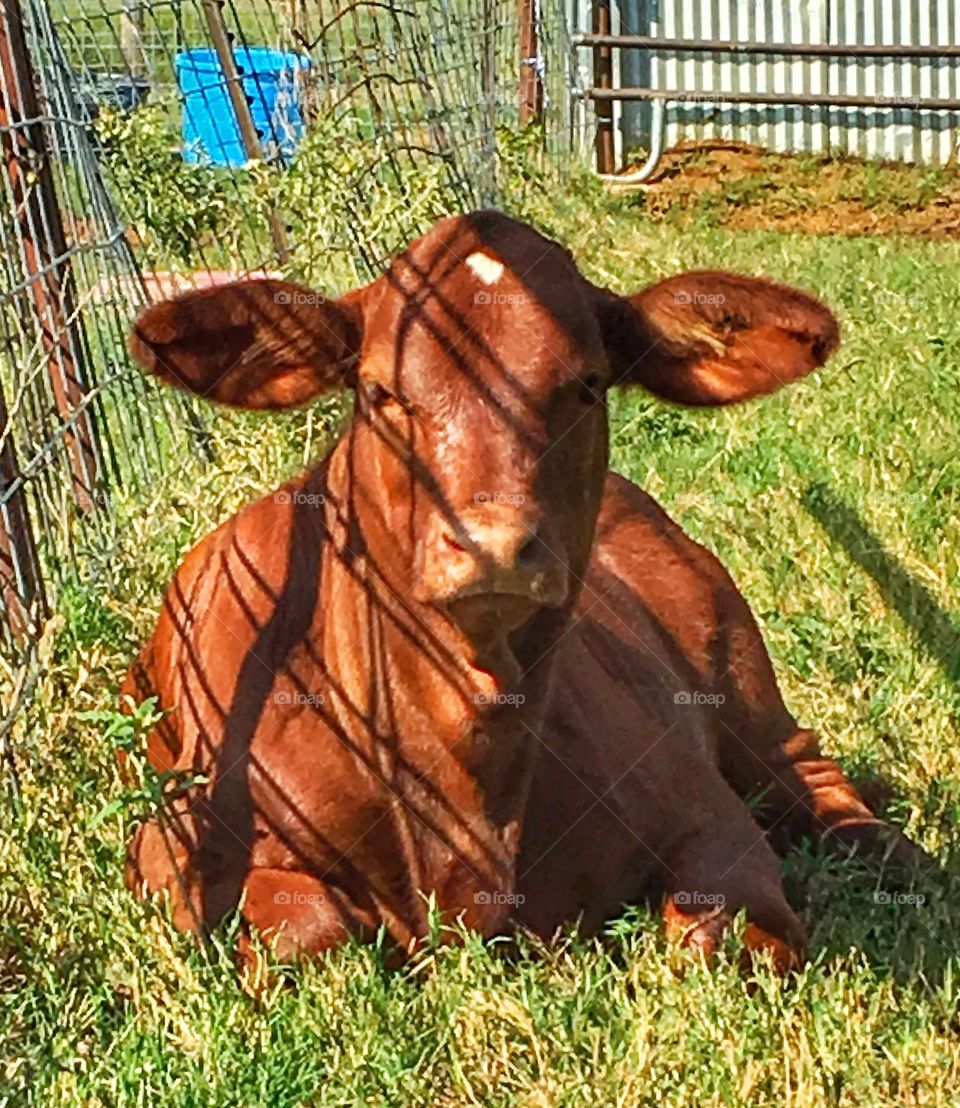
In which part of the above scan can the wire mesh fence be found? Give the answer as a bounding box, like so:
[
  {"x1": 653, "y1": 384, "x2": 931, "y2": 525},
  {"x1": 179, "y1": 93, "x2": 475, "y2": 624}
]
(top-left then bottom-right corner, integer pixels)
[
  {"x1": 0, "y1": 0, "x2": 202, "y2": 740},
  {"x1": 0, "y1": 0, "x2": 582, "y2": 735},
  {"x1": 53, "y1": 0, "x2": 580, "y2": 278}
]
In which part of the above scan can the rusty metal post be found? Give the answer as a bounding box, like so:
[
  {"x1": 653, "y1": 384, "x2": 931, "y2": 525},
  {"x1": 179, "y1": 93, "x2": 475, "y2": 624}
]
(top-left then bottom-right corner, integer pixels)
[
  {"x1": 0, "y1": 0, "x2": 100, "y2": 513},
  {"x1": 0, "y1": 381, "x2": 44, "y2": 641},
  {"x1": 200, "y1": 0, "x2": 290, "y2": 264},
  {"x1": 518, "y1": 0, "x2": 543, "y2": 125},
  {"x1": 592, "y1": 0, "x2": 615, "y2": 173},
  {"x1": 479, "y1": 0, "x2": 498, "y2": 205}
]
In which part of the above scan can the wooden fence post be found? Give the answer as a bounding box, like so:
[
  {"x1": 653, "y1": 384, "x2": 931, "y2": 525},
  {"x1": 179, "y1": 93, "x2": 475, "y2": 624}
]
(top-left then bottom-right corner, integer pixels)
[
  {"x1": 120, "y1": 0, "x2": 145, "y2": 77},
  {"x1": 200, "y1": 0, "x2": 290, "y2": 265}
]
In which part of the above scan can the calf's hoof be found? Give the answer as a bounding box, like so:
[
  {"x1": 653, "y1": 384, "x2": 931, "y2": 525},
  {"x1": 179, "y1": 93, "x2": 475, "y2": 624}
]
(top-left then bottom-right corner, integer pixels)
[
  {"x1": 662, "y1": 894, "x2": 806, "y2": 975},
  {"x1": 826, "y1": 820, "x2": 934, "y2": 882}
]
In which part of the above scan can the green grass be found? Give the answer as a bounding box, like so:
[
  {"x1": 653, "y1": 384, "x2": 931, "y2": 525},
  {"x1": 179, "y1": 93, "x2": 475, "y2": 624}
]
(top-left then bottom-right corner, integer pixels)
[{"x1": 4, "y1": 184, "x2": 960, "y2": 1105}]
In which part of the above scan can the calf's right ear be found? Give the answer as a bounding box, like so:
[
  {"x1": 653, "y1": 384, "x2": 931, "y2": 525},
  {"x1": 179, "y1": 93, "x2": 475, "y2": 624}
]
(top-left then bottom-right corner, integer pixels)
[{"x1": 130, "y1": 279, "x2": 365, "y2": 409}]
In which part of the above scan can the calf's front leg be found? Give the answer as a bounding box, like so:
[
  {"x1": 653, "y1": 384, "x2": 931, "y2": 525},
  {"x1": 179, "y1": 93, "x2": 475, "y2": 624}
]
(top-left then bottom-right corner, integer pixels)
[{"x1": 657, "y1": 785, "x2": 807, "y2": 973}]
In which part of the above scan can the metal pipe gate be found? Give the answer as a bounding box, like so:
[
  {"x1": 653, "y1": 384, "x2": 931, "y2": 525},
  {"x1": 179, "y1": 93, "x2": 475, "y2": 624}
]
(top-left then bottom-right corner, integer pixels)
[{"x1": 572, "y1": 1, "x2": 960, "y2": 177}]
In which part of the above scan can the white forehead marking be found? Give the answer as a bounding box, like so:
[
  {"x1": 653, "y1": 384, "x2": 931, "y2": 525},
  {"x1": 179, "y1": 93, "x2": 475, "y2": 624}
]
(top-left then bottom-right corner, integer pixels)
[{"x1": 465, "y1": 251, "x2": 504, "y2": 285}]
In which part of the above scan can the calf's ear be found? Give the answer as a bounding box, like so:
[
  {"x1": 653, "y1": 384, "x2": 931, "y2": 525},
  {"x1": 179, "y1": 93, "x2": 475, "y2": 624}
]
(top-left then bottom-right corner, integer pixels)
[
  {"x1": 130, "y1": 279, "x2": 365, "y2": 409},
  {"x1": 595, "y1": 271, "x2": 839, "y2": 406}
]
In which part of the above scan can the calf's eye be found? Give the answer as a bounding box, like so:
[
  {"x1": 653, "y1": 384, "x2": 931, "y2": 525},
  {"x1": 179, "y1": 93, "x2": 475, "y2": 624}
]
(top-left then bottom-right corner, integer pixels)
[
  {"x1": 361, "y1": 380, "x2": 394, "y2": 408},
  {"x1": 579, "y1": 373, "x2": 602, "y2": 403}
]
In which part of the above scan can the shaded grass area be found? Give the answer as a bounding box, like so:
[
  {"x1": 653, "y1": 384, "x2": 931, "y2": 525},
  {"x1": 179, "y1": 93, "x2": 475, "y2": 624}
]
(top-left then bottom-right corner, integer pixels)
[{"x1": 4, "y1": 182, "x2": 960, "y2": 1104}]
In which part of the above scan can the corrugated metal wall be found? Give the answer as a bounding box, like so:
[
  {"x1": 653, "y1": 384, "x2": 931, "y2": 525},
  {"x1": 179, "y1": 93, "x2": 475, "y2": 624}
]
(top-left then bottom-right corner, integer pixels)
[{"x1": 572, "y1": 1, "x2": 960, "y2": 166}]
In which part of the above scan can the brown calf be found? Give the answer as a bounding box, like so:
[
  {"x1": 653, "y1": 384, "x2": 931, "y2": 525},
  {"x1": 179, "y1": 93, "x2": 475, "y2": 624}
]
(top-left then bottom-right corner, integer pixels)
[{"x1": 124, "y1": 210, "x2": 915, "y2": 970}]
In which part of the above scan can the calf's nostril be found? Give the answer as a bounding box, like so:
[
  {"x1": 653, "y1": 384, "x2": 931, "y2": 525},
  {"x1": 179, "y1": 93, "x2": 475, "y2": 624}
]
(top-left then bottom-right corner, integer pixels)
[
  {"x1": 517, "y1": 532, "x2": 545, "y2": 570},
  {"x1": 442, "y1": 530, "x2": 468, "y2": 555}
]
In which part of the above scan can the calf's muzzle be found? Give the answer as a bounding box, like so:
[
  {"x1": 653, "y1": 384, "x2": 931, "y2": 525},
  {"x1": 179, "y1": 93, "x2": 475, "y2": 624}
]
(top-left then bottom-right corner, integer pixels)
[{"x1": 422, "y1": 507, "x2": 570, "y2": 632}]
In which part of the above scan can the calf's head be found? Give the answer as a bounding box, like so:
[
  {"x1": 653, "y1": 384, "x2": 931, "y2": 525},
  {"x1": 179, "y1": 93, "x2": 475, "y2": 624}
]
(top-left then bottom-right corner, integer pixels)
[{"x1": 131, "y1": 211, "x2": 837, "y2": 667}]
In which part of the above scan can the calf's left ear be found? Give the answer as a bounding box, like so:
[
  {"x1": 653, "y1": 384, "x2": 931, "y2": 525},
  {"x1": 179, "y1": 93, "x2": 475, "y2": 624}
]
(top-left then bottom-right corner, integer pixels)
[{"x1": 595, "y1": 271, "x2": 839, "y2": 406}]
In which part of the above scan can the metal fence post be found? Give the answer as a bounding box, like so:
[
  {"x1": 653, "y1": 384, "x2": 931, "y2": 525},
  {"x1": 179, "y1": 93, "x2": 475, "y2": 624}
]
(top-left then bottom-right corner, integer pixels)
[
  {"x1": 0, "y1": 0, "x2": 100, "y2": 514},
  {"x1": 479, "y1": 0, "x2": 498, "y2": 206},
  {"x1": 592, "y1": 0, "x2": 615, "y2": 173},
  {"x1": 0, "y1": 380, "x2": 44, "y2": 641},
  {"x1": 519, "y1": 0, "x2": 544, "y2": 125}
]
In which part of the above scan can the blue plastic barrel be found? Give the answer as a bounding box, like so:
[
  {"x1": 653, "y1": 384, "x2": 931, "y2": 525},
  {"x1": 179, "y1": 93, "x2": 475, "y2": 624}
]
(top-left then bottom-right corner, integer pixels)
[{"x1": 175, "y1": 47, "x2": 310, "y2": 167}]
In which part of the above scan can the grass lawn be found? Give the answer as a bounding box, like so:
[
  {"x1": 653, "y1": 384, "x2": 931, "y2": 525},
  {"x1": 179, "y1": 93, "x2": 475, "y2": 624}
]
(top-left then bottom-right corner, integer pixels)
[{"x1": 4, "y1": 182, "x2": 960, "y2": 1105}]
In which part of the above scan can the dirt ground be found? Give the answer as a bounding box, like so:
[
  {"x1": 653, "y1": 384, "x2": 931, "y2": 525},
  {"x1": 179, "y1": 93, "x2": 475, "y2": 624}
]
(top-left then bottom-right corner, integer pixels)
[{"x1": 618, "y1": 141, "x2": 960, "y2": 237}]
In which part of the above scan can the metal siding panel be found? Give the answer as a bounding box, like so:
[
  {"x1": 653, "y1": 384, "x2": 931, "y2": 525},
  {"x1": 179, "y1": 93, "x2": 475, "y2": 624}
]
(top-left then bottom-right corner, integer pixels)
[
  {"x1": 649, "y1": 0, "x2": 663, "y2": 148},
  {"x1": 742, "y1": 1, "x2": 756, "y2": 148},
  {"x1": 810, "y1": 0, "x2": 828, "y2": 154},
  {"x1": 717, "y1": 0, "x2": 728, "y2": 145},
  {"x1": 900, "y1": 0, "x2": 917, "y2": 162},
  {"x1": 740, "y1": 1, "x2": 755, "y2": 148},
  {"x1": 944, "y1": 0, "x2": 959, "y2": 163},
  {"x1": 740, "y1": 0, "x2": 756, "y2": 149},
  {"x1": 788, "y1": 1, "x2": 802, "y2": 152},
  {"x1": 864, "y1": 0, "x2": 879, "y2": 160},
  {"x1": 849, "y1": 0, "x2": 864, "y2": 159},
  {"x1": 769, "y1": 1, "x2": 783, "y2": 153},
  {"x1": 663, "y1": 0, "x2": 679, "y2": 150},
  {"x1": 882, "y1": 0, "x2": 898, "y2": 162},
  {"x1": 688, "y1": 0, "x2": 703, "y2": 143},
  {"x1": 826, "y1": 0, "x2": 838, "y2": 157},
  {"x1": 686, "y1": 0, "x2": 700, "y2": 143},
  {"x1": 921, "y1": 0, "x2": 932, "y2": 164},
  {"x1": 629, "y1": 0, "x2": 957, "y2": 169},
  {"x1": 701, "y1": 0, "x2": 712, "y2": 140},
  {"x1": 760, "y1": 1, "x2": 776, "y2": 152},
  {"x1": 929, "y1": 0, "x2": 940, "y2": 164},
  {"x1": 611, "y1": 0, "x2": 622, "y2": 164}
]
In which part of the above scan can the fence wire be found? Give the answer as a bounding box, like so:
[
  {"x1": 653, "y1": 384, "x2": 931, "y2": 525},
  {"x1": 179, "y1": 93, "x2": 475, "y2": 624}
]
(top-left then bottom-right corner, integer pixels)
[
  {"x1": 0, "y1": 0, "x2": 581, "y2": 732},
  {"x1": 53, "y1": 0, "x2": 579, "y2": 276},
  {"x1": 0, "y1": 0, "x2": 202, "y2": 734}
]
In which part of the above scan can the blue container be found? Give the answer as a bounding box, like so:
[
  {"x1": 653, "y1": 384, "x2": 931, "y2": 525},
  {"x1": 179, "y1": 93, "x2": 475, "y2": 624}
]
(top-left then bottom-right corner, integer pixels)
[{"x1": 176, "y1": 46, "x2": 310, "y2": 167}]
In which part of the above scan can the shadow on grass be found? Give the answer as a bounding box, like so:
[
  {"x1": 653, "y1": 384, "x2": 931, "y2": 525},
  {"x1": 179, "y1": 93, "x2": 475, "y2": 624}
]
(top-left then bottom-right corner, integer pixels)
[
  {"x1": 782, "y1": 838, "x2": 960, "y2": 986},
  {"x1": 802, "y1": 482, "x2": 960, "y2": 687},
  {"x1": 798, "y1": 483, "x2": 960, "y2": 981}
]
